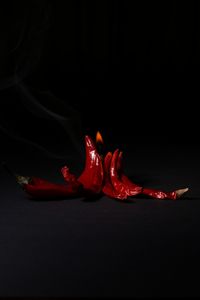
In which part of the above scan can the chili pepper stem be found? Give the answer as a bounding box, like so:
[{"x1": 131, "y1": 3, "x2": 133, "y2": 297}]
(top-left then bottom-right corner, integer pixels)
[
  {"x1": 175, "y1": 187, "x2": 189, "y2": 198},
  {"x1": 1, "y1": 161, "x2": 31, "y2": 187}
]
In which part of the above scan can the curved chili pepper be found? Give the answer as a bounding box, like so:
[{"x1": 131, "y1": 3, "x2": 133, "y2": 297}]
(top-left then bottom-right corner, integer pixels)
[
  {"x1": 61, "y1": 166, "x2": 78, "y2": 183},
  {"x1": 104, "y1": 150, "x2": 141, "y2": 200},
  {"x1": 61, "y1": 134, "x2": 104, "y2": 194},
  {"x1": 102, "y1": 152, "x2": 123, "y2": 199},
  {"x1": 109, "y1": 149, "x2": 128, "y2": 199},
  {"x1": 61, "y1": 166, "x2": 82, "y2": 190},
  {"x1": 16, "y1": 175, "x2": 83, "y2": 199},
  {"x1": 78, "y1": 135, "x2": 104, "y2": 194},
  {"x1": 102, "y1": 152, "x2": 114, "y2": 197},
  {"x1": 141, "y1": 188, "x2": 177, "y2": 200},
  {"x1": 116, "y1": 151, "x2": 188, "y2": 200}
]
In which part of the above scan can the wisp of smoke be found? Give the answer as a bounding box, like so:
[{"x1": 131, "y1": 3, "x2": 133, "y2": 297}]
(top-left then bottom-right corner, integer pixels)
[{"x1": 0, "y1": 1, "x2": 83, "y2": 159}]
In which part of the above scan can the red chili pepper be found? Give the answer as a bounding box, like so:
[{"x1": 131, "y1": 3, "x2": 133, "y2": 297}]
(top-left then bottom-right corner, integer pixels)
[
  {"x1": 61, "y1": 135, "x2": 104, "y2": 194},
  {"x1": 102, "y1": 151, "x2": 124, "y2": 199},
  {"x1": 16, "y1": 175, "x2": 83, "y2": 199},
  {"x1": 78, "y1": 135, "x2": 104, "y2": 194},
  {"x1": 102, "y1": 152, "x2": 114, "y2": 197},
  {"x1": 103, "y1": 150, "x2": 142, "y2": 200},
  {"x1": 109, "y1": 149, "x2": 128, "y2": 199},
  {"x1": 116, "y1": 151, "x2": 188, "y2": 200},
  {"x1": 141, "y1": 188, "x2": 177, "y2": 200},
  {"x1": 61, "y1": 166, "x2": 82, "y2": 190}
]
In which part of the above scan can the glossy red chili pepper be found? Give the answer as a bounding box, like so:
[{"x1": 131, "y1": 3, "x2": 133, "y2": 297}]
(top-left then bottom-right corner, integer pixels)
[
  {"x1": 61, "y1": 166, "x2": 82, "y2": 190},
  {"x1": 16, "y1": 175, "x2": 83, "y2": 199},
  {"x1": 116, "y1": 151, "x2": 187, "y2": 200},
  {"x1": 61, "y1": 135, "x2": 104, "y2": 194},
  {"x1": 78, "y1": 135, "x2": 104, "y2": 194},
  {"x1": 102, "y1": 151, "x2": 123, "y2": 199},
  {"x1": 103, "y1": 149, "x2": 142, "y2": 200},
  {"x1": 109, "y1": 149, "x2": 128, "y2": 199},
  {"x1": 141, "y1": 188, "x2": 177, "y2": 200},
  {"x1": 102, "y1": 152, "x2": 113, "y2": 197}
]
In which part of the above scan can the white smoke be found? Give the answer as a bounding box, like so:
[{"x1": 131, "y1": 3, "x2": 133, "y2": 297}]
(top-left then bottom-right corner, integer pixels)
[{"x1": 0, "y1": 1, "x2": 83, "y2": 159}]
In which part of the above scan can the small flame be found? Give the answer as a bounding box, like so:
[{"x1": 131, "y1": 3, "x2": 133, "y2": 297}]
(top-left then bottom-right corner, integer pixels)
[{"x1": 96, "y1": 131, "x2": 104, "y2": 144}]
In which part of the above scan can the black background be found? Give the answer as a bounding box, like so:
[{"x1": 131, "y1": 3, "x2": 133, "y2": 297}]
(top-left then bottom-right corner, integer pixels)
[
  {"x1": 0, "y1": 0, "x2": 200, "y2": 151},
  {"x1": 0, "y1": 1, "x2": 200, "y2": 298}
]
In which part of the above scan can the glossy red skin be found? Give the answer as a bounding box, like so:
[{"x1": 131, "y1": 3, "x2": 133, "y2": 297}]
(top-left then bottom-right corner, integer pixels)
[
  {"x1": 78, "y1": 135, "x2": 104, "y2": 194},
  {"x1": 102, "y1": 150, "x2": 142, "y2": 200},
  {"x1": 102, "y1": 151, "x2": 141, "y2": 200},
  {"x1": 101, "y1": 152, "x2": 113, "y2": 197},
  {"x1": 61, "y1": 166, "x2": 82, "y2": 190},
  {"x1": 24, "y1": 177, "x2": 83, "y2": 199},
  {"x1": 102, "y1": 150, "x2": 177, "y2": 200},
  {"x1": 102, "y1": 152, "x2": 125, "y2": 199},
  {"x1": 142, "y1": 188, "x2": 176, "y2": 200},
  {"x1": 117, "y1": 151, "x2": 177, "y2": 200},
  {"x1": 109, "y1": 150, "x2": 128, "y2": 199},
  {"x1": 61, "y1": 135, "x2": 104, "y2": 194},
  {"x1": 23, "y1": 135, "x2": 103, "y2": 199}
]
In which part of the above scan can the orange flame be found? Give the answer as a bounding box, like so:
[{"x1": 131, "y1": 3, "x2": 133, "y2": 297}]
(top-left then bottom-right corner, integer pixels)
[{"x1": 96, "y1": 131, "x2": 104, "y2": 144}]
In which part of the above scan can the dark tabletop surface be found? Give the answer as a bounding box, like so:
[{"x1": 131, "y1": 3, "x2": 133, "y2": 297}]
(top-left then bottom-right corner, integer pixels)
[{"x1": 0, "y1": 142, "x2": 200, "y2": 297}]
